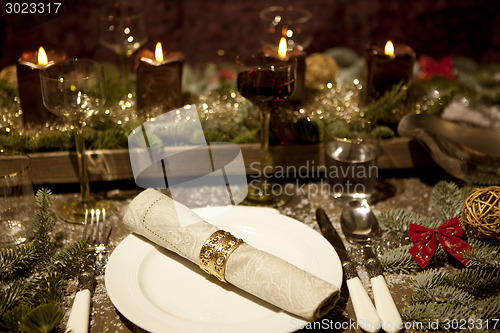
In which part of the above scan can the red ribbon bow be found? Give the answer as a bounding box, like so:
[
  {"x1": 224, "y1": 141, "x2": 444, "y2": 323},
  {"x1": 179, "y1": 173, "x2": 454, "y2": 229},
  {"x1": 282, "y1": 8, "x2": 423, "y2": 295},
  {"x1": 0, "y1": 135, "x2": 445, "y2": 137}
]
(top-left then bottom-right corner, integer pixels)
[
  {"x1": 409, "y1": 217, "x2": 473, "y2": 269},
  {"x1": 417, "y1": 55, "x2": 456, "y2": 80}
]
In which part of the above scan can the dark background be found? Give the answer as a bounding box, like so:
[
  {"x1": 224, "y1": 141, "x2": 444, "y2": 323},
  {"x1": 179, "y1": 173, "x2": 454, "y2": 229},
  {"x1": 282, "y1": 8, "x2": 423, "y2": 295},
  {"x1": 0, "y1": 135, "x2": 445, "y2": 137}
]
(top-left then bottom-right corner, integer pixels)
[{"x1": 1, "y1": 0, "x2": 500, "y2": 69}]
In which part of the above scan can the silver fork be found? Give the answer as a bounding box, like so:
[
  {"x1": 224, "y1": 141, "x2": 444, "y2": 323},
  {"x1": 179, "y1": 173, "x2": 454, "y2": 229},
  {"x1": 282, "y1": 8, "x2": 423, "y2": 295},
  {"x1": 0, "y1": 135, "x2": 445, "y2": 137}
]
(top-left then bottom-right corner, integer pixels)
[
  {"x1": 86, "y1": 208, "x2": 108, "y2": 274},
  {"x1": 66, "y1": 209, "x2": 108, "y2": 333}
]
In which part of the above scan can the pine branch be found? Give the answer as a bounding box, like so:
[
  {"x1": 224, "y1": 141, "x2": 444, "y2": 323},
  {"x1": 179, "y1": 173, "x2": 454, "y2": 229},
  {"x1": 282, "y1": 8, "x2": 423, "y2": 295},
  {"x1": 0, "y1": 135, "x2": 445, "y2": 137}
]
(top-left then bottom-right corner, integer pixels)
[
  {"x1": 372, "y1": 125, "x2": 395, "y2": 139},
  {"x1": 362, "y1": 81, "x2": 407, "y2": 123},
  {"x1": 31, "y1": 189, "x2": 55, "y2": 262},
  {"x1": 402, "y1": 292, "x2": 500, "y2": 332},
  {"x1": 430, "y1": 181, "x2": 466, "y2": 223},
  {"x1": 378, "y1": 208, "x2": 436, "y2": 233},
  {"x1": 0, "y1": 303, "x2": 31, "y2": 332},
  {"x1": 414, "y1": 267, "x2": 500, "y2": 296},
  {"x1": 0, "y1": 244, "x2": 37, "y2": 279},
  {"x1": 411, "y1": 285, "x2": 475, "y2": 305},
  {"x1": 466, "y1": 239, "x2": 500, "y2": 268},
  {"x1": 380, "y1": 243, "x2": 450, "y2": 273},
  {"x1": 475, "y1": 295, "x2": 500, "y2": 319},
  {"x1": 48, "y1": 240, "x2": 87, "y2": 276},
  {"x1": 451, "y1": 267, "x2": 500, "y2": 294},
  {"x1": 28, "y1": 272, "x2": 67, "y2": 306},
  {"x1": 413, "y1": 268, "x2": 449, "y2": 290},
  {"x1": 0, "y1": 189, "x2": 88, "y2": 332},
  {"x1": 0, "y1": 279, "x2": 27, "y2": 314},
  {"x1": 17, "y1": 303, "x2": 62, "y2": 333},
  {"x1": 401, "y1": 303, "x2": 472, "y2": 331},
  {"x1": 380, "y1": 245, "x2": 420, "y2": 273}
]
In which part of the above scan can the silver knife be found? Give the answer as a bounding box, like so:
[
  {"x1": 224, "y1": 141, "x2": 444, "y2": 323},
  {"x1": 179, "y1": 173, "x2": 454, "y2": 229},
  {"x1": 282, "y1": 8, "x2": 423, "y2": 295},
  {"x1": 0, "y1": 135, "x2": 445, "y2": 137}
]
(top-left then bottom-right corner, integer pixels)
[
  {"x1": 65, "y1": 256, "x2": 95, "y2": 333},
  {"x1": 316, "y1": 208, "x2": 381, "y2": 333},
  {"x1": 365, "y1": 246, "x2": 402, "y2": 333}
]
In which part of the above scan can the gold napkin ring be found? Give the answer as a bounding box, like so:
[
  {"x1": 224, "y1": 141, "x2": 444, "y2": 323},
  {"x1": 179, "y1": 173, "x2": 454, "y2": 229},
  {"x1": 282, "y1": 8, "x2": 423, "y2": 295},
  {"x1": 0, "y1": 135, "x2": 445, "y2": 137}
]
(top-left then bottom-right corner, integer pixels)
[{"x1": 199, "y1": 230, "x2": 244, "y2": 283}]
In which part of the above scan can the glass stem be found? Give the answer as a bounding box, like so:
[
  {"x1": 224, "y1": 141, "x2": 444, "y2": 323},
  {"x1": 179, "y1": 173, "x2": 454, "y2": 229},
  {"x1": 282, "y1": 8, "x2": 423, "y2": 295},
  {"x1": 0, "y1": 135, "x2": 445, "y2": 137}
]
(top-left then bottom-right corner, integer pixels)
[
  {"x1": 259, "y1": 108, "x2": 272, "y2": 194},
  {"x1": 74, "y1": 121, "x2": 92, "y2": 204},
  {"x1": 119, "y1": 52, "x2": 130, "y2": 94}
]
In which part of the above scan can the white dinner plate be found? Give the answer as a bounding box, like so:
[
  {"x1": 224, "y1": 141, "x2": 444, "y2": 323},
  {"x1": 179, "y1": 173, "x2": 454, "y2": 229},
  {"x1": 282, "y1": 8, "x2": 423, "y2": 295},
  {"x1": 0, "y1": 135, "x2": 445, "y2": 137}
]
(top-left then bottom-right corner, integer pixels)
[{"x1": 105, "y1": 206, "x2": 342, "y2": 333}]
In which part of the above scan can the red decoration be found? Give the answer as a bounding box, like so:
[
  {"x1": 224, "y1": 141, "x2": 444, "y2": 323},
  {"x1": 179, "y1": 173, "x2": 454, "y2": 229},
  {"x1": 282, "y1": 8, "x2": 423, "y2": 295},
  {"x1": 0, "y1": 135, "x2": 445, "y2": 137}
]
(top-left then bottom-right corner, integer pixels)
[
  {"x1": 409, "y1": 217, "x2": 473, "y2": 269},
  {"x1": 417, "y1": 55, "x2": 456, "y2": 80}
]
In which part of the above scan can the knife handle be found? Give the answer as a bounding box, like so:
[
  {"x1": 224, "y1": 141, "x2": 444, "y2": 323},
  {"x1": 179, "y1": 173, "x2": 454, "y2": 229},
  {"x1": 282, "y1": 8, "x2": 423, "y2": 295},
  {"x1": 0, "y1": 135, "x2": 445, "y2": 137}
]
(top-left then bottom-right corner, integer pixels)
[
  {"x1": 346, "y1": 277, "x2": 381, "y2": 333},
  {"x1": 65, "y1": 289, "x2": 90, "y2": 333},
  {"x1": 371, "y1": 275, "x2": 403, "y2": 333}
]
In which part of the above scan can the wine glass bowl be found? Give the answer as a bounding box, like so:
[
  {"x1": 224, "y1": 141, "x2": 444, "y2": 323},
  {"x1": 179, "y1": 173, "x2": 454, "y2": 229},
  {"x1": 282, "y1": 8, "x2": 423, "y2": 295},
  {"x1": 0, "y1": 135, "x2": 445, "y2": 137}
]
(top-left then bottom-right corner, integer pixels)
[
  {"x1": 237, "y1": 53, "x2": 295, "y2": 109},
  {"x1": 259, "y1": 5, "x2": 312, "y2": 51},
  {"x1": 40, "y1": 59, "x2": 115, "y2": 223},
  {"x1": 98, "y1": 3, "x2": 147, "y2": 56},
  {"x1": 40, "y1": 60, "x2": 106, "y2": 122},
  {"x1": 98, "y1": 2, "x2": 147, "y2": 93},
  {"x1": 236, "y1": 51, "x2": 296, "y2": 207}
]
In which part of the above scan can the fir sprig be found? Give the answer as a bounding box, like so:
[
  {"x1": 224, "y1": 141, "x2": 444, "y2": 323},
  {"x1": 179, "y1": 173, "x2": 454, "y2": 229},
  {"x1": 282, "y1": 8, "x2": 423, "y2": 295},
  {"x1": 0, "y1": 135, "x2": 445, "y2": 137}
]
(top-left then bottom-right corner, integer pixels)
[
  {"x1": 475, "y1": 295, "x2": 500, "y2": 319},
  {"x1": 378, "y1": 181, "x2": 500, "y2": 330},
  {"x1": 49, "y1": 240, "x2": 87, "y2": 276},
  {"x1": 411, "y1": 285, "x2": 475, "y2": 305},
  {"x1": 17, "y1": 303, "x2": 63, "y2": 333},
  {"x1": 379, "y1": 245, "x2": 419, "y2": 274},
  {"x1": 379, "y1": 181, "x2": 480, "y2": 273},
  {"x1": 31, "y1": 189, "x2": 55, "y2": 262},
  {"x1": 413, "y1": 262, "x2": 500, "y2": 294},
  {"x1": 401, "y1": 303, "x2": 477, "y2": 332},
  {"x1": 380, "y1": 245, "x2": 450, "y2": 274},
  {"x1": 413, "y1": 268, "x2": 448, "y2": 290},
  {"x1": 362, "y1": 81, "x2": 408, "y2": 123},
  {"x1": 451, "y1": 267, "x2": 500, "y2": 294},
  {"x1": 466, "y1": 238, "x2": 500, "y2": 268},
  {"x1": 378, "y1": 208, "x2": 435, "y2": 233},
  {"x1": 0, "y1": 245, "x2": 36, "y2": 279},
  {"x1": 403, "y1": 268, "x2": 500, "y2": 332},
  {"x1": 429, "y1": 181, "x2": 466, "y2": 223},
  {"x1": 0, "y1": 280, "x2": 27, "y2": 314},
  {"x1": 0, "y1": 189, "x2": 87, "y2": 332}
]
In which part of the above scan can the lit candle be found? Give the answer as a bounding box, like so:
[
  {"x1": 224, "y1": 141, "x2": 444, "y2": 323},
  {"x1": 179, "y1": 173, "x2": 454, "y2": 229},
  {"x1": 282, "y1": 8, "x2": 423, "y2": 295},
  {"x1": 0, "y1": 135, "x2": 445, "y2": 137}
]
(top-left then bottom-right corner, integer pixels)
[
  {"x1": 263, "y1": 37, "x2": 306, "y2": 104},
  {"x1": 136, "y1": 42, "x2": 184, "y2": 117},
  {"x1": 363, "y1": 40, "x2": 415, "y2": 102},
  {"x1": 16, "y1": 46, "x2": 66, "y2": 125}
]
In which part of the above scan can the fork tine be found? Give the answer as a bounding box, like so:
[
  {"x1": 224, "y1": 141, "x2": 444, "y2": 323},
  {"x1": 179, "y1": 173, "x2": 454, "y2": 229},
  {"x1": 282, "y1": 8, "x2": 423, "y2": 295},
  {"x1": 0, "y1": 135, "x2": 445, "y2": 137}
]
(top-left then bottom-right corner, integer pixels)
[
  {"x1": 83, "y1": 209, "x2": 89, "y2": 242},
  {"x1": 95, "y1": 209, "x2": 100, "y2": 245},
  {"x1": 89, "y1": 209, "x2": 95, "y2": 245},
  {"x1": 102, "y1": 209, "x2": 106, "y2": 245}
]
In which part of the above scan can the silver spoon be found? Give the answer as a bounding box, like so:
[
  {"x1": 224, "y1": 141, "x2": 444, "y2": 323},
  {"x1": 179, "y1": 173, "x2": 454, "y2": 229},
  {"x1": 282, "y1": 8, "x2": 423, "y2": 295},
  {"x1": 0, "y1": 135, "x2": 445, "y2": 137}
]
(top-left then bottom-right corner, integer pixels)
[
  {"x1": 340, "y1": 199, "x2": 402, "y2": 333},
  {"x1": 340, "y1": 199, "x2": 380, "y2": 244}
]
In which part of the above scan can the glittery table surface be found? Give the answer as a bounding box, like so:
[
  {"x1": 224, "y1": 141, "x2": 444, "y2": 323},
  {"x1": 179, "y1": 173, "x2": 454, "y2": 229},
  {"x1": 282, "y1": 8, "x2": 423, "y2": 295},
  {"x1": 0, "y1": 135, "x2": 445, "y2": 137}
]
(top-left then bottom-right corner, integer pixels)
[{"x1": 54, "y1": 177, "x2": 435, "y2": 333}]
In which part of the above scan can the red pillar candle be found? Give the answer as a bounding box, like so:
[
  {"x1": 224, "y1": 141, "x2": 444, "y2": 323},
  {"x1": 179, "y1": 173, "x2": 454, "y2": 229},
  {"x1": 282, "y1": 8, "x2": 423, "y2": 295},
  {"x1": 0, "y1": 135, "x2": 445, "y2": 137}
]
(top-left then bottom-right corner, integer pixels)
[
  {"x1": 363, "y1": 41, "x2": 415, "y2": 102},
  {"x1": 16, "y1": 47, "x2": 66, "y2": 125},
  {"x1": 136, "y1": 42, "x2": 184, "y2": 117}
]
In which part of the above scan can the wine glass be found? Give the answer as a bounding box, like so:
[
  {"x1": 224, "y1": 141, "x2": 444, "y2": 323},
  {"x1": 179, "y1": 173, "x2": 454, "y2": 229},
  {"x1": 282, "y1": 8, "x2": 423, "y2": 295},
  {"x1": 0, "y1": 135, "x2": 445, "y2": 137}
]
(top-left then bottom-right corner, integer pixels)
[
  {"x1": 236, "y1": 51, "x2": 296, "y2": 207},
  {"x1": 40, "y1": 59, "x2": 115, "y2": 223},
  {"x1": 259, "y1": 5, "x2": 312, "y2": 51},
  {"x1": 98, "y1": 2, "x2": 148, "y2": 95}
]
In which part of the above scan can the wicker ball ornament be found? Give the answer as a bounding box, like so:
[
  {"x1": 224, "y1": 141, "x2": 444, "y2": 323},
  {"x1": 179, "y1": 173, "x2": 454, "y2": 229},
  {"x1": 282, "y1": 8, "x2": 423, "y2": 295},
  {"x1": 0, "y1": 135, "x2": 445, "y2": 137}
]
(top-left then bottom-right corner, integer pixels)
[
  {"x1": 461, "y1": 186, "x2": 500, "y2": 239},
  {"x1": 305, "y1": 53, "x2": 338, "y2": 88}
]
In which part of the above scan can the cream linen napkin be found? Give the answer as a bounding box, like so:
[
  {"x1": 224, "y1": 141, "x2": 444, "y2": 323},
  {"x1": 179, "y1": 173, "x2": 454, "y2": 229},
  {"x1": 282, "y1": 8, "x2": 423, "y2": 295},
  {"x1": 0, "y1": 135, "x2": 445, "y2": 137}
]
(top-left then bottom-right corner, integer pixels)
[{"x1": 123, "y1": 188, "x2": 340, "y2": 321}]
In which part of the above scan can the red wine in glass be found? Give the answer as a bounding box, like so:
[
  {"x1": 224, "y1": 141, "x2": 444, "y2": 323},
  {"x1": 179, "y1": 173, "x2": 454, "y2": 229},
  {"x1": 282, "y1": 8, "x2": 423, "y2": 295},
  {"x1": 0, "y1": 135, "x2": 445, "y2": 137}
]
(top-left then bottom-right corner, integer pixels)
[
  {"x1": 235, "y1": 51, "x2": 296, "y2": 207},
  {"x1": 237, "y1": 70, "x2": 295, "y2": 109}
]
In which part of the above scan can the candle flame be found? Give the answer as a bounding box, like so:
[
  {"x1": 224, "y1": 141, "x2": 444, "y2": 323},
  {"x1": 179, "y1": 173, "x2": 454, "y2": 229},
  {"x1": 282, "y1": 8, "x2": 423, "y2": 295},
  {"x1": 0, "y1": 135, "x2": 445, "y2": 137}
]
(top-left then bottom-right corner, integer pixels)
[
  {"x1": 384, "y1": 41, "x2": 395, "y2": 56},
  {"x1": 155, "y1": 42, "x2": 164, "y2": 62},
  {"x1": 278, "y1": 37, "x2": 287, "y2": 58},
  {"x1": 38, "y1": 46, "x2": 48, "y2": 65}
]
